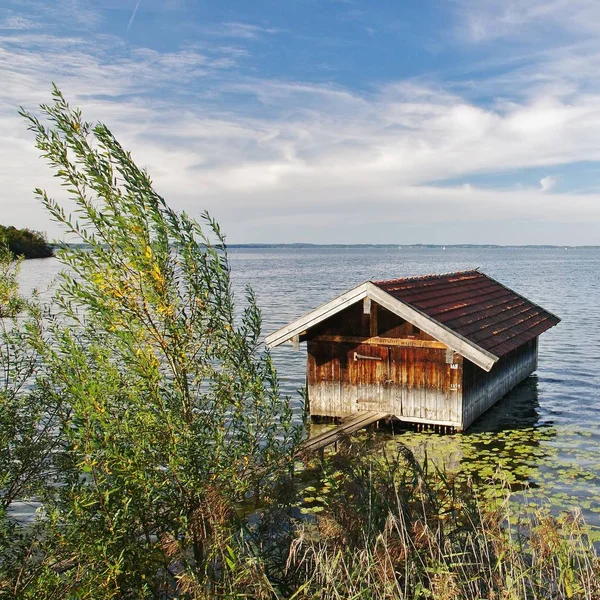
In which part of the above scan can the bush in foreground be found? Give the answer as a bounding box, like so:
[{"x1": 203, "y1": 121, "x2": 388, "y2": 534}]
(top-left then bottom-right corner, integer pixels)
[{"x1": 0, "y1": 87, "x2": 301, "y2": 598}]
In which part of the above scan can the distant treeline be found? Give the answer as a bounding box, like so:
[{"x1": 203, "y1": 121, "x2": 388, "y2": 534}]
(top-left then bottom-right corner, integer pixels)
[
  {"x1": 61, "y1": 242, "x2": 599, "y2": 250},
  {"x1": 0, "y1": 224, "x2": 54, "y2": 259}
]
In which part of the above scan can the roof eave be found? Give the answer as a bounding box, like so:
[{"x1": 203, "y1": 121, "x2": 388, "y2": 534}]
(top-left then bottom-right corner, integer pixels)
[{"x1": 264, "y1": 282, "x2": 369, "y2": 349}]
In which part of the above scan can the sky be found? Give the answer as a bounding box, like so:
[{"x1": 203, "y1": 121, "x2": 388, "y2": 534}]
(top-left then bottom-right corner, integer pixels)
[{"x1": 2, "y1": 1, "x2": 600, "y2": 245}]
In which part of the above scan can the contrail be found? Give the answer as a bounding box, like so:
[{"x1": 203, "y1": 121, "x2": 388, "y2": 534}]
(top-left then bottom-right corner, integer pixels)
[{"x1": 127, "y1": 0, "x2": 142, "y2": 32}]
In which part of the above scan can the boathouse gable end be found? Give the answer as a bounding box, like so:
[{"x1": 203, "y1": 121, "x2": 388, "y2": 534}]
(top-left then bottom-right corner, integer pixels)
[
  {"x1": 266, "y1": 270, "x2": 560, "y2": 431},
  {"x1": 265, "y1": 280, "x2": 497, "y2": 371}
]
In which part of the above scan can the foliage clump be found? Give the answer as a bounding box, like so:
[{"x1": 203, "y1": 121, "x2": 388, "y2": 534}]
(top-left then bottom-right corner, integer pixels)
[
  {"x1": 0, "y1": 246, "x2": 61, "y2": 597},
  {"x1": 290, "y1": 444, "x2": 600, "y2": 600},
  {"x1": 0, "y1": 87, "x2": 300, "y2": 598},
  {"x1": 0, "y1": 247, "x2": 25, "y2": 317},
  {"x1": 0, "y1": 225, "x2": 53, "y2": 259}
]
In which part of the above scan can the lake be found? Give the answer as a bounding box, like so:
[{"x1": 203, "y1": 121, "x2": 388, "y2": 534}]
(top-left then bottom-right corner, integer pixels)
[{"x1": 17, "y1": 247, "x2": 600, "y2": 530}]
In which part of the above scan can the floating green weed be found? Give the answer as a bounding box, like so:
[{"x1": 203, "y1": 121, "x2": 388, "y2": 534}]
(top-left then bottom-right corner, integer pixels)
[{"x1": 377, "y1": 424, "x2": 600, "y2": 540}]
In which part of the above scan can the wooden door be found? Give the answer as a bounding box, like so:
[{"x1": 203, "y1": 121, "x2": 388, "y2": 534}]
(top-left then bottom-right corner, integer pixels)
[
  {"x1": 307, "y1": 341, "x2": 344, "y2": 417},
  {"x1": 342, "y1": 343, "x2": 389, "y2": 413},
  {"x1": 388, "y1": 346, "x2": 452, "y2": 422},
  {"x1": 387, "y1": 346, "x2": 406, "y2": 418}
]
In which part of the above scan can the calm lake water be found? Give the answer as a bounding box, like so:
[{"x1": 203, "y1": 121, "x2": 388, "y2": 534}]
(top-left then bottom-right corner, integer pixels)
[{"x1": 17, "y1": 247, "x2": 600, "y2": 530}]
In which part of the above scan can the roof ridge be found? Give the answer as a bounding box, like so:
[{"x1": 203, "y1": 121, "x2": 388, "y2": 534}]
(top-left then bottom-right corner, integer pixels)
[{"x1": 373, "y1": 268, "x2": 481, "y2": 286}]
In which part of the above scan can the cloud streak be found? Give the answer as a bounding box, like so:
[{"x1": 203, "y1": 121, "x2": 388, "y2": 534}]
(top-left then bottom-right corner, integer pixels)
[
  {"x1": 455, "y1": 0, "x2": 600, "y2": 43},
  {"x1": 199, "y1": 21, "x2": 282, "y2": 40},
  {"x1": 127, "y1": 0, "x2": 142, "y2": 32},
  {"x1": 540, "y1": 176, "x2": 557, "y2": 192}
]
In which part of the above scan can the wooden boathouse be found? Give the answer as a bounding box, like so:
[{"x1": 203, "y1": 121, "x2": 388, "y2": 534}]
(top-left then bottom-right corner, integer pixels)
[{"x1": 266, "y1": 270, "x2": 560, "y2": 432}]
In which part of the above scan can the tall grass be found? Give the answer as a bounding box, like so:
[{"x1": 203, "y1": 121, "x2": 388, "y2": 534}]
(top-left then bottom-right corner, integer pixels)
[{"x1": 282, "y1": 444, "x2": 600, "y2": 600}]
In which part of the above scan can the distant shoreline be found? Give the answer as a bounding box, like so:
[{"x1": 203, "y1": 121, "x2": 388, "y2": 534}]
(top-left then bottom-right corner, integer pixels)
[
  {"x1": 56, "y1": 242, "x2": 600, "y2": 250},
  {"x1": 226, "y1": 243, "x2": 599, "y2": 249}
]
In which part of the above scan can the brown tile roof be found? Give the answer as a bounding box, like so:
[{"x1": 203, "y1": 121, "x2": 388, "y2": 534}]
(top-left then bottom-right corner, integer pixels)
[{"x1": 373, "y1": 270, "x2": 560, "y2": 358}]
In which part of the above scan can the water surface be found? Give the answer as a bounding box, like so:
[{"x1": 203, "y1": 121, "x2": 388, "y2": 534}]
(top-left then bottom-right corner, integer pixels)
[{"x1": 18, "y1": 247, "x2": 600, "y2": 529}]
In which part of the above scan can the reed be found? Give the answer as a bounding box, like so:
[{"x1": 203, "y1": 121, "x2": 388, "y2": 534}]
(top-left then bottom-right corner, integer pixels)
[{"x1": 283, "y1": 444, "x2": 600, "y2": 600}]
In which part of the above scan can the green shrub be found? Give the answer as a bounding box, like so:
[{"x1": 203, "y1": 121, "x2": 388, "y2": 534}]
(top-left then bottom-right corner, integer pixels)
[
  {"x1": 0, "y1": 246, "x2": 24, "y2": 317},
  {"x1": 2, "y1": 86, "x2": 302, "y2": 598},
  {"x1": 0, "y1": 248, "x2": 62, "y2": 598}
]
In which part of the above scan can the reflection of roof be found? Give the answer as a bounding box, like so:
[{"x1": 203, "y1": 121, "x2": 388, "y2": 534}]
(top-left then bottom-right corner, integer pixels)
[
  {"x1": 373, "y1": 270, "x2": 560, "y2": 358},
  {"x1": 265, "y1": 269, "x2": 560, "y2": 372}
]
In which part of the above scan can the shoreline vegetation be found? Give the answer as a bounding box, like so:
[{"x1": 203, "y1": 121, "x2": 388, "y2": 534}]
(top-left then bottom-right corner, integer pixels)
[
  {"x1": 0, "y1": 224, "x2": 53, "y2": 259},
  {"x1": 0, "y1": 88, "x2": 598, "y2": 598}
]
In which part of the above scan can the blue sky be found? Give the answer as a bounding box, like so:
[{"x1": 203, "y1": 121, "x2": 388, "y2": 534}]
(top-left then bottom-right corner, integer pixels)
[{"x1": 2, "y1": 0, "x2": 600, "y2": 244}]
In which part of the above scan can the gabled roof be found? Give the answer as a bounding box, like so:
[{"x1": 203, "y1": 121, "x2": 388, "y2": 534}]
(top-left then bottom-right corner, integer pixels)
[
  {"x1": 373, "y1": 270, "x2": 560, "y2": 357},
  {"x1": 265, "y1": 269, "x2": 560, "y2": 372}
]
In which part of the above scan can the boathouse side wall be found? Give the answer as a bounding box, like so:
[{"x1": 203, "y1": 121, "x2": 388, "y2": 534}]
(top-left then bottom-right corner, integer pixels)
[{"x1": 461, "y1": 338, "x2": 538, "y2": 430}]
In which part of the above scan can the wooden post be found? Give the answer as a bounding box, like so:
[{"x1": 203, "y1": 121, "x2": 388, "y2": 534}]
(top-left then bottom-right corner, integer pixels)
[
  {"x1": 370, "y1": 302, "x2": 378, "y2": 337},
  {"x1": 304, "y1": 373, "x2": 310, "y2": 418}
]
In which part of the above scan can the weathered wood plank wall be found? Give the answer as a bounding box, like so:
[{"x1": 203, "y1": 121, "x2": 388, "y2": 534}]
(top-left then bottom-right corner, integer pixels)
[
  {"x1": 305, "y1": 300, "x2": 539, "y2": 431},
  {"x1": 307, "y1": 341, "x2": 462, "y2": 426},
  {"x1": 461, "y1": 338, "x2": 538, "y2": 429}
]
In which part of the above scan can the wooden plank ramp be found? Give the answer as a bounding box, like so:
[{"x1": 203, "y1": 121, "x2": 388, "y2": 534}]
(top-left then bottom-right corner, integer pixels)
[{"x1": 298, "y1": 411, "x2": 390, "y2": 455}]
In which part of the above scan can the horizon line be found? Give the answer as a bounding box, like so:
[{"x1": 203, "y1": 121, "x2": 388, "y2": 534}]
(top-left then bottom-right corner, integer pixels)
[
  {"x1": 52, "y1": 242, "x2": 600, "y2": 249},
  {"x1": 225, "y1": 243, "x2": 599, "y2": 249}
]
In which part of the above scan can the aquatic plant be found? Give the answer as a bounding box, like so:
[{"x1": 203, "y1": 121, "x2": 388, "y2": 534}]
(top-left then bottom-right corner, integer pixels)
[
  {"x1": 382, "y1": 424, "x2": 600, "y2": 543},
  {"x1": 291, "y1": 443, "x2": 600, "y2": 600}
]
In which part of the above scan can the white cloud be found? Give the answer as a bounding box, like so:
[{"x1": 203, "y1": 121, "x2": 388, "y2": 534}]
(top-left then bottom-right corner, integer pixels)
[
  {"x1": 199, "y1": 22, "x2": 282, "y2": 40},
  {"x1": 2, "y1": 21, "x2": 600, "y2": 243},
  {"x1": 53, "y1": 0, "x2": 103, "y2": 28},
  {"x1": 540, "y1": 176, "x2": 557, "y2": 192},
  {"x1": 2, "y1": 0, "x2": 103, "y2": 30},
  {"x1": 0, "y1": 16, "x2": 37, "y2": 30},
  {"x1": 456, "y1": 0, "x2": 600, "y2": 43}
]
